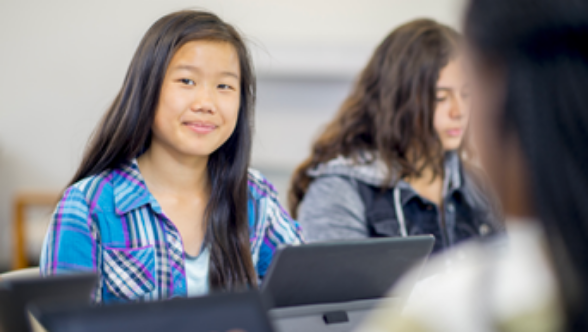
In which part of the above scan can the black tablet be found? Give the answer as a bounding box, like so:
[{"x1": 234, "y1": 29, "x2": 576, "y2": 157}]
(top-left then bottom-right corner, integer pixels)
[
  {"x1": 0, "y1": 273, "x2": 97, "y2": 332},
  {"x1": 31, "y1": 291, "x2": 275, "y2": 332},
  {"x1": 261, "y1": 235, "x2": 435, "y2": 308}
]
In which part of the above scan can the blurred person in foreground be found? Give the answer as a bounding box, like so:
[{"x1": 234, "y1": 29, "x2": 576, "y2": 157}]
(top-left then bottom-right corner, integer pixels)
[{"x1": 358, "y1": 0, "x2": 588, "y2": 331}]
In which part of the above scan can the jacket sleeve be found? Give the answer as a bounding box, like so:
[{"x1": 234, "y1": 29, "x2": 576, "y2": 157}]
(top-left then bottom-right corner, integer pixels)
[
  {"x1": 298, "y1": 176, "x2": 369, "y2": 242},
  {"x1": 40, "y1": 186, "x2": 98, "y2": 276}
]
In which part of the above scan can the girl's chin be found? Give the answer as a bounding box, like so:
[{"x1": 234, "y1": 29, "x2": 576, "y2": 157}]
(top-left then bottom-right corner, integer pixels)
[
  {"x1": 442, "y1": 141, "x2": 463, "y2": 152},
  {"x1": 171, "y1": 146, "x2": 218, "y2": 159},
  {"x1": 183, "y1": 150, "x2": 216, "y2": 158},
  {"x1": 177, "y1": 141, "x2": 227, "y2": 158}
]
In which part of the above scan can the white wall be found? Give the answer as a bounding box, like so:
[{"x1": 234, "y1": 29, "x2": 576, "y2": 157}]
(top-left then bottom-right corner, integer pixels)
[{"x1": 0, "y1": 0, "x2": 465, "y2": 267}]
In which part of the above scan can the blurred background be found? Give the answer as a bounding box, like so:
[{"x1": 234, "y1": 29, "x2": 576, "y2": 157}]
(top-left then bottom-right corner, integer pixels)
[{"x1": 0, "y1": 0, "x2": 465, "y2": 271}]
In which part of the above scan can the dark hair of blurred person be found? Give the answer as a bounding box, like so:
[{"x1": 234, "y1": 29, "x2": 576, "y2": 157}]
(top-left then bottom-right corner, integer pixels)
[
  {"x1": 466, "y1": 0, "x2": 588, "y2": 329},
  {"x1": 357, "y1": 0, "x2": 588, "y2": 331}
]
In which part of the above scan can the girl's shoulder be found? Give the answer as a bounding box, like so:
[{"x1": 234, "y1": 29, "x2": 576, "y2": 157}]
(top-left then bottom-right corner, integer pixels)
[
  {"x1": 247, "y1": 168, "x2": 280, "y2": 202},
  {"x1": 63, "y1": 165, "x2": 133, "y2": 214},
  {"x1": 246, "y1": 168, "x2": 303, "y2": 244},
  {"x1": 70, "y1": 170, "x2": 113, "y2": 191},
  {"x1": 68, "y1": 160, "x2": 144, "y2": 197},
  {"x1": 64, "y1": 169, "x2": 115, "y2": 203}
]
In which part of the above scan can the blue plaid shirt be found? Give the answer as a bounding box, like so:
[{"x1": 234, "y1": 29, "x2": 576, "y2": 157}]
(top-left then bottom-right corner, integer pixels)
[{"x1": 40, "y1": 160, "x2": 303, "y2": 304}]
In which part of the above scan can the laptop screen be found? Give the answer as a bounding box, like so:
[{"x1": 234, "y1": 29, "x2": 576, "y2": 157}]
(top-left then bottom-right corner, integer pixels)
[
  {"x1": 0, "y1": 273, "x2": 97, "y2": 332},
  {"x1": 262, "y1": 235, "x2": 435, "y2": 308},
  {"x1": 33, "y1": 291, "x2": 274, "y2": 332}
]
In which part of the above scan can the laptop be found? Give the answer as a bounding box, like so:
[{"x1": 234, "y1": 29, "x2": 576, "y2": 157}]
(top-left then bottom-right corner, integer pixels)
[
  {"x1": 30, "y1": 291, "x2": 275, "y2": 332},
  {"x1": 0, "y1": 288, "x2": 10, "y2": 332},
  {"x1": 261, "y1": 235, "x2": 435, "y2": 308},
  {"x1": 0, "y1": 273, "x2": 97, "y2": 332}
]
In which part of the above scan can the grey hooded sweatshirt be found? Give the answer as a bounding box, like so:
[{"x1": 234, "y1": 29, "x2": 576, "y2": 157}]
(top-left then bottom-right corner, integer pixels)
[{"x1": 297, "y1": 152, "x2": 502, "y2": 253}]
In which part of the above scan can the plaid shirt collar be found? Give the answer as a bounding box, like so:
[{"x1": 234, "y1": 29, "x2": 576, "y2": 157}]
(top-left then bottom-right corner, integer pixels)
[{"x1": 112, "y1": 159, "x2": 164, "y2": 216}]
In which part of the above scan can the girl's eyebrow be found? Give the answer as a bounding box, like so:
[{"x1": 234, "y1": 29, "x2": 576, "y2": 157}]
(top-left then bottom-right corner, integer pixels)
[
  {"x1": 437, "y1": 83, "x2": 470, "y2": 90},
  {"x1": 171, "y1": 64, "x2": 239, "y2": 79},
  {"x1": 220, "y1": 71, "x2": 240, "y2": 80},
  {"x1": 172, "y1": 64, "x2": 199, "y2": 73}
]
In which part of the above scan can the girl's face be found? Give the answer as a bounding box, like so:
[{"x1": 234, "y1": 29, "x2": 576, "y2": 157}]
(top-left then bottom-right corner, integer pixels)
[
  {"x1": 152, "y1": 40, "x2": 241, "y2": 159},
  {"x1": 433, "y1": 57, "x2": 471, "y2": 151}
]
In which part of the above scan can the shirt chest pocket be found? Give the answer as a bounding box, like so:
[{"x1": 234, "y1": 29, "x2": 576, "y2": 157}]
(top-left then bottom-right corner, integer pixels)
[{"x1": 102, "y1": 245, "x2": 156, "y2": 301}]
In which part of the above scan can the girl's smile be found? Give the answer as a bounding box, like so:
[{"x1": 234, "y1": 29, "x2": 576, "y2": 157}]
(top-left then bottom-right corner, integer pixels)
[
  {"x1": 445, "y1": 128, "x2": 463, "y2": 137},
  {"x1": 183, "y1": 120, "x2": 218, "y2": 134}
]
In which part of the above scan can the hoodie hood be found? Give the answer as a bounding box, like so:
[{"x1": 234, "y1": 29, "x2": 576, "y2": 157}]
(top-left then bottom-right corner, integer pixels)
[{"x1": 307, "y1": 151, "x2": 462, "y2": 190}]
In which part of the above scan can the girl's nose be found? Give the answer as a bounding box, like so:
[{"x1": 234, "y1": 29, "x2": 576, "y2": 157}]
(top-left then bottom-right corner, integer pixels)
[{"x1": 190, "y1": 86, "x2": 216, "y2": 114}]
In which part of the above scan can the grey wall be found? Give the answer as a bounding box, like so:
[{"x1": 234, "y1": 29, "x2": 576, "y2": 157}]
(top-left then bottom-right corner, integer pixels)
[{"x1": 0, "y1": 0, "x2": 465, "y2": 267}]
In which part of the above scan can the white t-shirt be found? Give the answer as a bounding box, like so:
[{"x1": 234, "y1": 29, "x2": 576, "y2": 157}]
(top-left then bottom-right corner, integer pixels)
[{"x1": 185, "y1": 247, "x2": 210, "y2": 297}]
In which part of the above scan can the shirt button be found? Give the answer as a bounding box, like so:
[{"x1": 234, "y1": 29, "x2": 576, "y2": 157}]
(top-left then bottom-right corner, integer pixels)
[{"x1": 447, "y1": 204, "x2": 455, "y2": 212}]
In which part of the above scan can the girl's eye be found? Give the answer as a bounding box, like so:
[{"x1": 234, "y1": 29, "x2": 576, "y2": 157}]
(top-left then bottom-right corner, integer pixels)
[
  {"x1": 436, "y1": 90, "x2": 449, "y2": 102},
  {"x1": 218, "y1": 84, "x2": 233, "y2": 90},
  {"x1": 436, "y1": 95, "x2": 448, "y2": 102},
  {"x1": 180, "y1": 78, "x2": 195, "y2": 86}
]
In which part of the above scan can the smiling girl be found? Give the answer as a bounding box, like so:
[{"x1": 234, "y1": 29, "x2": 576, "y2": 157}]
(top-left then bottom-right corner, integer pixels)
[
  {"x1": 289, "y1": 19, "x2": 502, "y2": 253},
  {"x1": 40, "y1": 10, "x2": 302, "y2": 304}
]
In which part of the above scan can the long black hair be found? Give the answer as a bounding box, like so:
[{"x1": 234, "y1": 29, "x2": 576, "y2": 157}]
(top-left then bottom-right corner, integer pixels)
[
  {"x1": 70, "y1": 10, "x2": 257, "y2": 291},
  {"x1": 466, "y1": 0, "x2": 588, "y2": 329}
]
